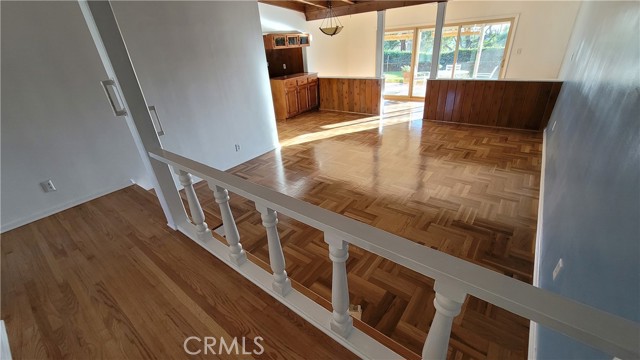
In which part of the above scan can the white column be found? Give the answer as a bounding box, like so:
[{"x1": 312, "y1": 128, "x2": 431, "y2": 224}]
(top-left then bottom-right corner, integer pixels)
[
  {"x1": 79, "y1": 1, "x2": 188, "y2": 230},
  {"x1": 210, "y1": 183, "x2": 247, "y2": 265},
  {"x1": 375, "y1": 10, "x2": 386, "y2": 79},
  {"x1": 256, "y1": 204, "x2": 292, "y2": 296},
  {"x1": 177, "y1": 170, "x2": 211, "y2": 241},
  {"x1": 429, "y1": 2, "x2": 447, "y2": 80},
  {"x1": 422, "y1": 281, "x2": 466, "y2": 360},
  {"x1": 325, "y1": 233, "x2": 354, "y2": 338}
]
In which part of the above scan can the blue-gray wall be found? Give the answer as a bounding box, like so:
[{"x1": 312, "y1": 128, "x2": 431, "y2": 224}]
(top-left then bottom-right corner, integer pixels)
[{"x1": 537, "y1": 1, "x2": 640, "y2": 359}]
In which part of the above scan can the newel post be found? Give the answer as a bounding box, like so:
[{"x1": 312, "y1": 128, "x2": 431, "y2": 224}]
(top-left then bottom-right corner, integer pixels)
[
  {"x1": 256, "y1": 204, "x2": 292, "y2": 296},
  {"x1": 422, "y1": 280, "x2": 467, "y2": 360},
  {"x1": 325, "y1": 233, "x2": 354, "y2": 338},
  {"x1": 210, "y1": 183, "x2": 247, "y2": 265},
  {"x1": 177, "y1": 170, "x2": 211, "y2": 241}
]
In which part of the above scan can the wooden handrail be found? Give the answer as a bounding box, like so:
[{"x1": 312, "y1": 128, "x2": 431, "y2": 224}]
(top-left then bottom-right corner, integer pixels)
[{"x1": 149, "y1": 148, "x2": 639, "y2": 360}]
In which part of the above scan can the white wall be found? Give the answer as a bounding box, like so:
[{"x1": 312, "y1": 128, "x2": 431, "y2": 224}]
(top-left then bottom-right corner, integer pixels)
[
  {"x1": 1, "y1": 1, "x2": 280, "y2": 232},
  {"x1": 386, "y1": 1, "x2": 581, "y2": 79},
  {"x1": 308, "y1": 12, "x2": 379, "y2": 77},
  {"x1": 1, "y1": 1, "x2": 150, "y2": 232},
  {"x1": 258, "y1": 2, "x2": 308, "y2": 33},
  {"x1": 111, "y1": 1, "x2": 279, "y2": 172},
  {"x1": 536, "y1": 1, "x2": 639, "y2": 358}
]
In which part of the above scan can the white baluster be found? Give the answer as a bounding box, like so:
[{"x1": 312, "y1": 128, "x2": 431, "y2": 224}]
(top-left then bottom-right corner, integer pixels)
[
  {"x1": 422, "y1": 281, "x2": 467, "y2": 360},
  {"x1": 210, "y1": 183, "x2": 247, "y2": 265},
  {"x1": 177, "y1": 170, "x2": 211, "y2": 241},
  {"x1": 256, "y1": 204, "x2": 292, "y2": 296},
  {"x1": 325, "y1": 233, "x2": 354, "y2": 338}
]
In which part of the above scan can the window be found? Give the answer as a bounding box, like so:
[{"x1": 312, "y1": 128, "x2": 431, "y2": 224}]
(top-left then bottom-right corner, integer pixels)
[{"x1": 383, "y1": 18, "x2": 514, "y2": 100}]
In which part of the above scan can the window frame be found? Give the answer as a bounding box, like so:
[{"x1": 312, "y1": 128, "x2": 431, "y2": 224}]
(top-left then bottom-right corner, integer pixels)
[{"x1": 383, "y1": 17, "x2": 516, "y2": 101}]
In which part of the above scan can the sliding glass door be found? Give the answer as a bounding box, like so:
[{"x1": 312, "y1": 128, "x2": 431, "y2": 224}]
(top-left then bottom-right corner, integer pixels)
[
  {"x1": 411, "y1": 29, "x2": 434, "y2": 97},
  {"x1": 432, "y1": 20, "x2": 513, "y2": 80},
  {"x1": 383, "y1": 18, "x2": 513, "y2": 100},
  {"x1": 382, "y1": 30, "x2": 415, "y2": 97}
]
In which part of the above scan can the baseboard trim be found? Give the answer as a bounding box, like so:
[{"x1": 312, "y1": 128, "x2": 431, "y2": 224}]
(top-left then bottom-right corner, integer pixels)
[
  {"x1": 423, "y1": 118, "x2": 541, "y2": 133},
  {"x1": 528, "y1": 128, "x2": 548, "y2": 360},
  {"x1": 0, "y1": 180, "x2": 135, "y2": 233}
]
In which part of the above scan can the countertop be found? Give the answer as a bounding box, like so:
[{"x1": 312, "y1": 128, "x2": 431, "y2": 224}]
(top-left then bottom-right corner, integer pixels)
[
  {"x1": 270, "y1": 72, "x2": 317, "y2": 81},
  {"x1": 319, "y1": 76, "x2": 382, "y2": 80}
]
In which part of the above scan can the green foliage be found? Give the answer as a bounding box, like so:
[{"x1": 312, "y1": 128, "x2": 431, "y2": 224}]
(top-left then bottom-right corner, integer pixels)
[
  {"x1": 383, "y1": 50, "x2": 432, "y2": 72},
  {"x1": 383, "y1": 47, "x2": 504, "y2": 73},
  {"x1": 383, "y1": 71, "x2": 404, "y2": 83}
]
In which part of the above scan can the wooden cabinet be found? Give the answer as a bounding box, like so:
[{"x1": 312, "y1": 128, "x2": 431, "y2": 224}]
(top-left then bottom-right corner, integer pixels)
[
  {"x1": 297, "y1": 85, "x2": 309, "y2": 112},
  {"x1": 285, "y1": 88, "x2": 299, "y2": 118},
  {"x1": 263, "y1": 34, "x2": 287, "y2": 49},
  {"x1": 308, "y1": 81, "x2": 318, "y2": 108},
  {"x1": 264, "y1": 33, "x2": 311, "y2": 50},
  {"x1": 299, "y1": 34, "x2": 310, "y2": 47},
  {"x1": 286, "y1": 35, "x2": 299, "y2": 47},
  {"x1": 270, "y1": 73, "x2": 319, "y2": 121}
]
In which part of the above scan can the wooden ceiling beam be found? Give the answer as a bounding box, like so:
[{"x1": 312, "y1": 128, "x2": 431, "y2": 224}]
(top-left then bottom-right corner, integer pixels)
[
  {"x1": 305, "y1": 0, "x2": 443, "y2": 21},
  {"x1": 294, "y1": 0, "x2": 328, "y2": 9},
  {"x1": 259, "y1": 0, "x2": 307, "y2": 13}
]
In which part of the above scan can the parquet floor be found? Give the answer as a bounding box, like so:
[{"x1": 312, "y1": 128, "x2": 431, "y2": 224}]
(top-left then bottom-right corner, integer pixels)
[
  {"x1": 193, "y1": 101, "x2": 542, "y2": 359},
  {"x1": 0, "y1": 186, "x2": 358, "y2": 359}
]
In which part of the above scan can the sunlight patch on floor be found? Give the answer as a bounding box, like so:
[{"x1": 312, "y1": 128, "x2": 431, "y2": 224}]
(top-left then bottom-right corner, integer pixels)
[{"x1": 280, "y1": 105, "x2": 424, "y2": 147}]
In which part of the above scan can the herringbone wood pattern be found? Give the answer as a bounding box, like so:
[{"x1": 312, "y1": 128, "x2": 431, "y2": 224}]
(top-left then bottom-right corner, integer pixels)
[{"x1": 193, "y1": 102, "x2": 541, "y2": 359}]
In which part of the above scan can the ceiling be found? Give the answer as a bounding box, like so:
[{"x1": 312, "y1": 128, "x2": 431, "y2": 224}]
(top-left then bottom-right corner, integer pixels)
[{"x1": 259, "y1": 0, "x2": 445, "y2": 21}]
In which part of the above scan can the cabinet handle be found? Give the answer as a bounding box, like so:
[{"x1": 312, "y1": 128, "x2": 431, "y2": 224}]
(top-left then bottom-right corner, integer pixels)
[
  {"x1": 148, "y1": 105, "x2": 165, "y2": 136},
  {"x1": 100, "y1": 79, "x2": 127, "y2": 117}
]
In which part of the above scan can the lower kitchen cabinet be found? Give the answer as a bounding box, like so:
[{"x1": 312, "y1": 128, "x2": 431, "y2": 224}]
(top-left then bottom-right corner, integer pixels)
[{"x1": 269, "y1": 73, "x2": 319, "y2": 121}]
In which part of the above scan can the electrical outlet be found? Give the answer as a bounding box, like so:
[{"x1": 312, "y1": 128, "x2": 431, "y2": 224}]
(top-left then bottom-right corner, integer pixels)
[
  {"x1": 283, "y1": 64, "x2": 287, "y2": 69},
  {"x1": 234, "y1": 144, "x2": 241, "y2": 152},
  {"x1": 40, "y1": 179, "x2": 57, "y2": 193},
  {"x1": 552, "y1": 258, "x2": 564, "y2": 281},
  {"x1": 516, "y1": 48, "x2": 522, "y2": 55}
]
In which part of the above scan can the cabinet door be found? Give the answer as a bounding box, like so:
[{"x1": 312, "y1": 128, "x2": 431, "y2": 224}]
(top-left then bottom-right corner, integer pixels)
[
  {"x1": 298, "y1": 85, "x2": 309, "y2": 112},
  {"x1": 286, "y1": 89, "x2": 299, "y2": 117},
  {"x1": 286, "y1": 35, "x2": 300, "y2": 47},
  {"x1": 308, "y1": 81, "x2": 318, "y2": 109},
  {"x1": 299, "y1": 34, "x2": 310, "y2": 47},
  {"x1": 273, "y1": 35, "x2": 287, "y2": 49}
]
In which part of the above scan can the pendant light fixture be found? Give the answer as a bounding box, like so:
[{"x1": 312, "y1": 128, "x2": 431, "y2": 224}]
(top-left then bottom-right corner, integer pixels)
[{"x1": 319, "y1": 1, "x2": 343, "y2": 36}]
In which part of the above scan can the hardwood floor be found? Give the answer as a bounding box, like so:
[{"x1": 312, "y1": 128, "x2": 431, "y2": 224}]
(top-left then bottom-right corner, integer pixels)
[
  {"x1": 1, "y1": 102, "x2": 542, "y2": 359},
  {"x1": 1, "y1": 186, "x2": 357, "y2": 359},
  {"x1": 192, "y1": 101, "x2": 541, "y2": 359}
]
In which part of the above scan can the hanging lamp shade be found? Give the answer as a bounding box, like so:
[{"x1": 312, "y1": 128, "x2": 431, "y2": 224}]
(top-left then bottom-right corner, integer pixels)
[{"x1": 319, "y1": 2, "x2": 343, "y2": 36}]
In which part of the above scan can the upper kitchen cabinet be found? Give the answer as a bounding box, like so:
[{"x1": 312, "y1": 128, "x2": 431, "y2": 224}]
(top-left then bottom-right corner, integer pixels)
[
  {"x1": 299, "y1": 34, "x2": 310, "y2": 46},
  {"x1": 264, "y1": 34, "x2": 287, "y2": 49},
  {"x1": 264, "y1": 33, "x2": 310, "y2": 50}
]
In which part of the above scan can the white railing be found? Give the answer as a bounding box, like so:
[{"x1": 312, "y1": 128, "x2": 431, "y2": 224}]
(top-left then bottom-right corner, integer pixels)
[
  {"x1": 149, "y1": 148, "x2": 639, "y2": 360},
  {"x1": 80, "y1": 1, "x2": 638, "y2": 357}
]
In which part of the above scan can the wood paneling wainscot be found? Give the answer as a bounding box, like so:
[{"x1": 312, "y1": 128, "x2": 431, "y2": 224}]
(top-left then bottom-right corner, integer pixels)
[
  {"x1": 319, "y1": 77, "x2": 383, "y2": 116},
  {"x1": 423, "y1": 79, "x2": 563, "y2": 131}
]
